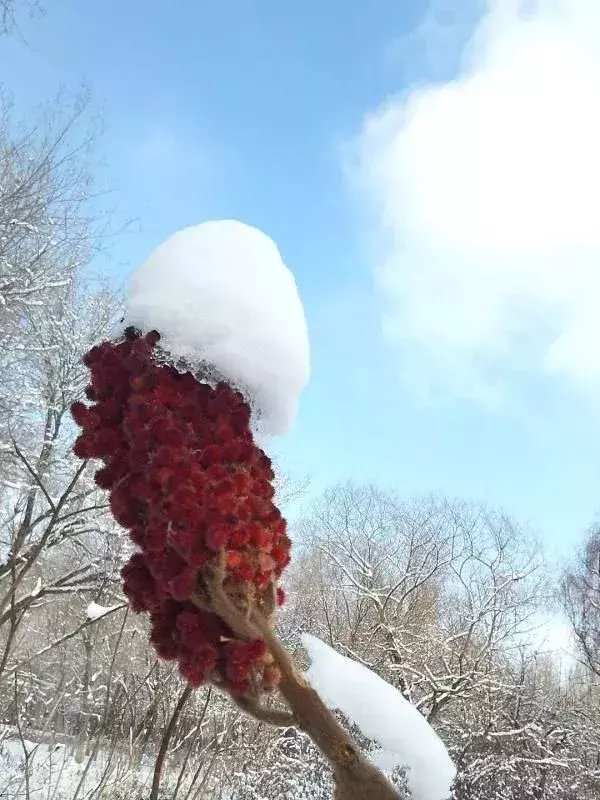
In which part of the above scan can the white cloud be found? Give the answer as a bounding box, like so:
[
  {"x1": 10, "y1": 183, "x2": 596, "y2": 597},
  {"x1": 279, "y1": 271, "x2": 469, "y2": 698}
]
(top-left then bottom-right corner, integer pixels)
[{"x1": 353, "y1": 0, "x2": 600, "y2": 401}]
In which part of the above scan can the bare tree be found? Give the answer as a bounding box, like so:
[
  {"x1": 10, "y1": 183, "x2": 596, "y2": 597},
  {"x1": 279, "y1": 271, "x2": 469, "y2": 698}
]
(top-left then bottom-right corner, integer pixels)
[
  {"x1": 284, "y1": 484, "x2": 592, "y2": 799},
  {"x1": 0, "y1": 94, "x2": 99, "y2": 356},
  {"x1": 0, "y1": 95, "x2": 123, "y2": 698},
  {"x1": 562, "y1": 524, "x2": 600, "y2": 677},
  {"x1": 290, "y1": 485, "x2": 542, "y2": 714},
  {"x1": 0, "y1": 0, "x2": 41, "y2": 36}
]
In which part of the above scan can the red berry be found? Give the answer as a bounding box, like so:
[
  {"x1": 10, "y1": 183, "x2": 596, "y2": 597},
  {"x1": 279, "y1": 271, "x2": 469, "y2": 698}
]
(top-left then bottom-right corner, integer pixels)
[
  {"x1": 75, "y1": 331, "x2": 291, "y2": 695},
  {"x1": 94, "y1": 466, "x2": 115, "y2": 489},
  {"x1": 226, "y1": 551, "x2": 243, "y2": 569},
  {"x1": 70, "y1": 401, "x2": 88, "y2": 426}
]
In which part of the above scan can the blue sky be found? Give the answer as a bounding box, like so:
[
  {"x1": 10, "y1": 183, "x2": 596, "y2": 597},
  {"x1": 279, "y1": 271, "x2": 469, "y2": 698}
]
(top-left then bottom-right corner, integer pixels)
[{"x1": 3, "y1": 0, "x2": 600, "y2": 554}]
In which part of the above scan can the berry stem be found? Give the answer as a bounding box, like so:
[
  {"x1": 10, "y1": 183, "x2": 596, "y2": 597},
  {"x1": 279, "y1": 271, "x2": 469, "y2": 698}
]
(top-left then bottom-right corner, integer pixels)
[
  {"x1": 205, "y1": 558, "x2": 400, "y2": 800},
  {"x1": 231, "y1": 696, "x2": 295, "y2": 727}
]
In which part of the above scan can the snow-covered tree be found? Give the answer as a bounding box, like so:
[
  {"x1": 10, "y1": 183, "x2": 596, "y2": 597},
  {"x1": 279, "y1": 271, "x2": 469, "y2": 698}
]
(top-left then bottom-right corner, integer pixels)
[
  {"x1": 562, "y1": 523, "x2": 600, "y2": 677},
  {"x1": 0, "y1": 97, "x2": 122, "y2": 712}
]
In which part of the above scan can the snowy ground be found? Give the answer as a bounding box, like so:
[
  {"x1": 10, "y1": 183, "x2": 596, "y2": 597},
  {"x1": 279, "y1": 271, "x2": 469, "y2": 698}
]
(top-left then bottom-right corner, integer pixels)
[
  {"x1": 0, "y1": 727, "x2": 155, "y2": 800},
  {"x1": 0, "y1": 724, "x2": 237, "y2": 800}
]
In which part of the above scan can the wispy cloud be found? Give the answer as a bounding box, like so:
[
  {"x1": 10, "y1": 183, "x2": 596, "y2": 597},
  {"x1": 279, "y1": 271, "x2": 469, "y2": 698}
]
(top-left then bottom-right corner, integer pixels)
[{"x1": 352, "y1": 0, "x2": 600, "y2": 403}]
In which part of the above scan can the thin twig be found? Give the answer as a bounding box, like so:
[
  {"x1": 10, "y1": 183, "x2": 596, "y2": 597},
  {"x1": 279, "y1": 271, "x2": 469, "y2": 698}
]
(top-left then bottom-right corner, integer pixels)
[{"x1": 150, "y1": 683, "x2": 193, "y2": 800}]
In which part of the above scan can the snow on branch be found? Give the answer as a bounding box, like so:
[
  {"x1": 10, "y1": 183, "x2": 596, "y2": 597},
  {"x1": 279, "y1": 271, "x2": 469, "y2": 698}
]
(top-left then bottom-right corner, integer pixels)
[
  {"x1": 86, "y1": 601, "x2": 122, "y2": 621},
  {"x1": 302, "y1": 634, "x2": 456, "y2": 800}
]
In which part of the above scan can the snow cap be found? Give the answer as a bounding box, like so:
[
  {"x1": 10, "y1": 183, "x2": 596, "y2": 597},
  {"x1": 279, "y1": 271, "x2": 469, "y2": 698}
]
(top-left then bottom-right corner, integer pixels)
[{"x1": 124, "y1": 220, "x2": 310, "y2": 435}]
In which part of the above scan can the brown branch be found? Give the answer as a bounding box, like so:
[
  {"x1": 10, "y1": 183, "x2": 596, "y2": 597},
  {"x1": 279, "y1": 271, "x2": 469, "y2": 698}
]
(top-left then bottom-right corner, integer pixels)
[
  {"x1": 0, "y1": 460, "x2": 88, "y2": 615},
  {"x1": 2, "y1": 602, "x2": 128, "y2": 680},
  {"x1": 150, "y1": 683, "x2": 193, "y2": 800},
  {"x1": 202, "y1": 565, "x2": 400, "y2": 800},
  {"x1": 12, "y1": 441, "x2": 56, "y2": 511},
  {"x1": 231, "y1": 694, "x2": 295, "y2": 727}
]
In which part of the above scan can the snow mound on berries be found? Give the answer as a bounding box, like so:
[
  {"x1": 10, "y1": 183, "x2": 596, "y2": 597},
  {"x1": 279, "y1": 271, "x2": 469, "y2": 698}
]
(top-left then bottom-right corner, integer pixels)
[
  {"x1": 124, "y1": 220, "x2": 310, "y2": 435},
  {"x1": 302, "y1": 634, "x2": 455, "y2": 800}
]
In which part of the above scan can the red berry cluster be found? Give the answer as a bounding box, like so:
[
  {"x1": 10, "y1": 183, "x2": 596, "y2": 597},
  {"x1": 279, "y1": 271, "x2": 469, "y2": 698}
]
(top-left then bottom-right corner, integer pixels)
[{"x1": 71, "y1": 327, "x2": 289, "y2": 696}]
